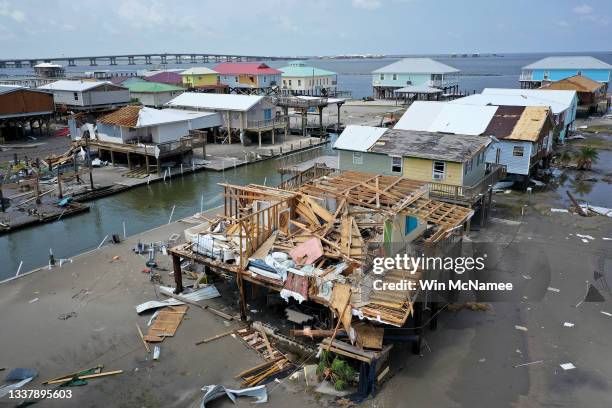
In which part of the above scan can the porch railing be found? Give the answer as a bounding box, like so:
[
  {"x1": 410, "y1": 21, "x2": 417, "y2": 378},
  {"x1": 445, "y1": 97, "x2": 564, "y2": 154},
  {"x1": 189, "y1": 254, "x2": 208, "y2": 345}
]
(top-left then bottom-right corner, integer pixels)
[{"x1": 426, "y1": 164, "x2": 506, "y2": 204}]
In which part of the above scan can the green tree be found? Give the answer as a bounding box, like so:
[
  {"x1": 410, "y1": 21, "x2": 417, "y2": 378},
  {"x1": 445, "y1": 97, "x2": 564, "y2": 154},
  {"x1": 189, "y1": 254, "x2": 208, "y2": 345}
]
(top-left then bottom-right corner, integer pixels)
[{"x1": 575, "y1": 147, "x2": 599, "y2": 170}]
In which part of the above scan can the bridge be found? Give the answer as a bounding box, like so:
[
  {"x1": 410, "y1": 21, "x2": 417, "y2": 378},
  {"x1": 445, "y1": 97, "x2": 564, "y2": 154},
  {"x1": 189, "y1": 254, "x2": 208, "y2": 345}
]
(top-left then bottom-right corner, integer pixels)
[{"x1": 0, "y1": 53, "x2": 300, "y2": 69}]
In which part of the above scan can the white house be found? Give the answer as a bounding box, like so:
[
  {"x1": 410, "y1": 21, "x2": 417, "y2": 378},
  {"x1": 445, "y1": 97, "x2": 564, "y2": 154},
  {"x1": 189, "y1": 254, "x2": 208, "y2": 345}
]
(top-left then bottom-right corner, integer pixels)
[
  {"x1": 450, "y1": 88, "x2": 578, "y2": 142},
  {"x1": 94, "y1": 105, "x2": 221, "y2": 145},
  {"x1": 38, "y1": 80, "x2": 131, "y2": 111},
  {"x1": 165, "y1": 92, "x2": 283, "y2": 145}
]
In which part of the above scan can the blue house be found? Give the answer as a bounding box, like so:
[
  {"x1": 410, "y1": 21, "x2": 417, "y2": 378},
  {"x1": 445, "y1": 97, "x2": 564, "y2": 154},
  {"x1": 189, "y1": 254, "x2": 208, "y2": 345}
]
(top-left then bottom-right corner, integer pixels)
[
  {"x1": 520, "y1": 56, "x2": 612, "y2": 90},
  {"x1": 372, "y1": 58, "x2": 459, "y2": 99}
]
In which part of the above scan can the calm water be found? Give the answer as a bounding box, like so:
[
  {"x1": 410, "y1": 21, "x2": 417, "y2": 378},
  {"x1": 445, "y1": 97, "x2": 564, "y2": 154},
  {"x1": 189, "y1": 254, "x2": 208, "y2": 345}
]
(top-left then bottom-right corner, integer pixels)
[{"x1": 2, "y1": 52, "x2": 612, "y2": 278}]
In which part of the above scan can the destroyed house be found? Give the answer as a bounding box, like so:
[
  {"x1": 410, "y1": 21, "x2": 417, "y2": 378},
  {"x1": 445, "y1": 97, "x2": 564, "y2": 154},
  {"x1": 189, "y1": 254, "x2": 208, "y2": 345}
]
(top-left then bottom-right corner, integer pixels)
[{"x1": 169, "y1": 171, "x2": 473, "y2": 352}]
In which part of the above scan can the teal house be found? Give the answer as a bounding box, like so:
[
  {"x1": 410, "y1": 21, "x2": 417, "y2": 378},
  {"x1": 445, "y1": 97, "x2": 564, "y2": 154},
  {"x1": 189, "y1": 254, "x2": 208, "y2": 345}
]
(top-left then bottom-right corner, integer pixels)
[
  {"x1": 372, "y1": 58, "x2": 459, "y2": 99},
  {"x1": 520, "y1": 56, "x2": 612, "y2": 90}
]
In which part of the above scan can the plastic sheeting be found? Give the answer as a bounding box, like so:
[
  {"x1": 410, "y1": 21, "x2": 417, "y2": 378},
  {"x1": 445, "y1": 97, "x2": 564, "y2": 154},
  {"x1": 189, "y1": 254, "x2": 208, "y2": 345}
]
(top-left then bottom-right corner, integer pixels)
[{"x1": 200, "y1": 384, "x2": 267, "y2": 407}]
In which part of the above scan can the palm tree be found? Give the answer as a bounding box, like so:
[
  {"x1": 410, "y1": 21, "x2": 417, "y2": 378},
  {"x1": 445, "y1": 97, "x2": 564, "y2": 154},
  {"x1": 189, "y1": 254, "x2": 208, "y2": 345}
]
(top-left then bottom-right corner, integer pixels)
[
  {"x1": 559, "y1": 151, "x2": 573, "y2": 167},
  {"x1": 575, "y1": 147, "x2": 599, "y2": 170}
]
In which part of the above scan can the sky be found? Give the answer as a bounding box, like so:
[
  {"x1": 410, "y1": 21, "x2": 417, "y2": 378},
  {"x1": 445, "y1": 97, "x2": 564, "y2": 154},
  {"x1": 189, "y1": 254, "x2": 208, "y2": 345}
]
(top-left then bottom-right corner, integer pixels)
[{"x1": 0, "y1": 0, "x2": 610, "y2": 58}]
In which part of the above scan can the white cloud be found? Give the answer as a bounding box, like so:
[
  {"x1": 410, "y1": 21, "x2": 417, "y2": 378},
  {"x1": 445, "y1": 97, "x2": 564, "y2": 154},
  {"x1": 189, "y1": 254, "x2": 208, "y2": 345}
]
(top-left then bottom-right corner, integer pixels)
[
  {"x1": 554, "y1": 20, "x2": 571, "y2": 27},
  {"x1": 276, "y1": 15, "x2": 299, "y2": 33},
  {"x1": 115, "y1": 0, "x2": 196, "y2": 30},
  {"x1": 0, "y1": 1, "x2": 26, "y2": 22},
  {"x1": 573, "y1": 4, "x2": 593, "y2": 14},
  {"x1": 352, "y1": 0, "x2": 382, "y2": 10}
]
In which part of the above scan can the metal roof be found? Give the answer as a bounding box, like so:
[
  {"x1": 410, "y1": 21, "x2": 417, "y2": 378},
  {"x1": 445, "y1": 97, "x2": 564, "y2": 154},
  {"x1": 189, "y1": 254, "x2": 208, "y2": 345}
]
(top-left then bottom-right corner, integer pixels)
[
  {"x1": 394, "y1": 101, "x2": 498, "y2": 135},
  {"x1": 0, "y1": 84, "x2": 24, "y2": 95},
  {"x1": 144, "y1": 71, "x2": 183, "y2": 84},
  {"x1": 394, "y1": 85, "x2": 442, "y2": 94},
  {"x1": 126, "y1": 81, "x2": 184, "y2": 93},
  {"x1": 98, "y1": 106, "x2": 220, "y2": 128},
  {"x1": 33, "y1": 63, "x2": 63, "y2": 68},
  {"x1": 213, "y1": 62, "x2": 282, "y2": 75},
  {"x1": 180, "y1": 67, "x2": 219, "y2": 76},
  {"x1": 38, "y1": 80, "x2": 119, "y2": 92},
  {"x1": 373, "y1": 58, "x2": 460, "y2": 74},
  {"x1": 165, "y1": 92, "x2": 264, "y2": 111},
  {"x1": 279, "y1": 61, "x2": 336, "y2": 77},
  {"x1": 523, "y1": 56, "x2": 612, "y2": 70},
  {"x1": 450, "y1": 88, "x2": 576, "y2": 115},
  {"x1": 369, "y1": 129, "x2": 490, "y2": 163},
  {"x1": 333, "y1": 125, "x2": 388, "y2": 152}
]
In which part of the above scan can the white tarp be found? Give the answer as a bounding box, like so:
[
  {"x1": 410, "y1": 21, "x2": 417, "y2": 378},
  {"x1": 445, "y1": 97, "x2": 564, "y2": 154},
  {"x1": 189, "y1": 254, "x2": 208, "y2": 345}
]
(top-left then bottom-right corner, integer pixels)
[{"x1": 333, "y1": 125, "x2": 387, "y2": 152}]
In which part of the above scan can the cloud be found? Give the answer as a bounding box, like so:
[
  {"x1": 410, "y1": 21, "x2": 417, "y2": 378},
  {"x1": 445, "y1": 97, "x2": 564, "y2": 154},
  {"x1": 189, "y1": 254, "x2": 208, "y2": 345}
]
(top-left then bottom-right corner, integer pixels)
[
  {"x1": 276, "y1": 15, "x2": 300, "y2": 33},
  {"x1": 352, "y1": 0, "x2": 382, "y2": 10},
  {"x1": 0, "y1": 1, "x2": 26, "y2": 22},
  {"x1": 554, "y1": 20, "x2": 571, "y2": 27},
  {"x1": 115, "y1": 0, "x2": 196, "y2": 30},
  {"x1": 572, "y1": 4, "x2": 593, "y2": 14}
]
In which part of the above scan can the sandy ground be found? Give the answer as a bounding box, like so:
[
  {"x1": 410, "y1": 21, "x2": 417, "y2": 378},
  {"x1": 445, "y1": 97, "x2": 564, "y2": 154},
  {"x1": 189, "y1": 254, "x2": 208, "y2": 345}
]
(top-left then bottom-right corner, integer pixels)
[
  {"x1": 372, "y1": 188, "x2": 612, "y2": 408},
  {"x1": 0, "y1": 211, "x2": 321, "y2": 408}
]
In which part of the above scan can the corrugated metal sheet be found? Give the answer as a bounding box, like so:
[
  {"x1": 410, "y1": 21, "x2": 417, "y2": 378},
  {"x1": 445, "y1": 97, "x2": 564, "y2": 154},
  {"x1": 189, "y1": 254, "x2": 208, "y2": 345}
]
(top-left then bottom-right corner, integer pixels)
[
  {"x1": 373, "y1": 58, "x2": 459, "y2": 74},
  {"x1": 394, "y1": 101, "x2": 498, "y2": 135},
  {"x1": 523, "y1": 56, "x2": 612, "y2": 70},
  {"x1": 451, "y1": 89, "x2": 576, "y2": 115},
  {"x1": 333, "y1": 125, "x2": 387, "y2": 152},
  {"x1": 0, "y1": 84, "x2": 23, "y2": 95},
  {"x1": 279, "y1": 61, "x2": 336, "y2": 77},
  {"x1": 165, "y1": 92, "x2": 264, "y2": 111}
]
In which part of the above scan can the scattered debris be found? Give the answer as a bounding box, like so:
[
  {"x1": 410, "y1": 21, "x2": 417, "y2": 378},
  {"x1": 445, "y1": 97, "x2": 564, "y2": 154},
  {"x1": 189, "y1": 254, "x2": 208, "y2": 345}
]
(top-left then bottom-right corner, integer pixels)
[
  {"x1": 58, "y1": 311, "x2": 78, "y2": 320},
  {"x1": 563, "y1": 322, "x2": 575, "y2": 328},
  {"x1": 560, "y1": 363, "x2": 576, "y2": 371},
  {"x1": 136, "y1": 324, "x2": 150, "y2": 353},
  {"x1": 285, "y1": 308, "x2": 314, "y2": 325},
  {"x1": 45, "y1": 370, "x2": 123, "y2": 385},
  {"x1": 28, "y1": 297, "x2": 39, "y2": 304},
  {"x1": 42, "y1": 365, "x2": 103, "y2": 385},
  {"x1": 195, "y1": 329, "x2": 238, "y2": 346},
  {"x1": 514, "y1": 360, "x2": 543, "y2": 368},
  {"x1": 447, "y1": 302, "x2": 491, "y2": 312},
  {"x1": 547, "y1": 287, "x2": 560, "y2": 293},
  {"x1": 158, "y1": 285, "x2": 221, "y2": 302},
  {"x1": 576, "y1": 234, "x2": 595, "y2": 240},
  {"x1": 515, "y1": 325, "x2": 528, "y2": 332},
  {"x1": 153, "y1": 346, "x2": 161, "y2": 361},
  {"x1": 601, "y1": 311, "x2": 612, "y2": 317},
  {"x1": 136, "y1": 299, "x2": 185, "y2": 314},
  {"x1": 200, "y1": 384, "x2": 267, "y2": 407},
  {"x1": 550, "y1": 208, "x2": 569, "y2": 213},
  {"x1": 146, "y1": 305, "x2": 188, "y2": 340}
]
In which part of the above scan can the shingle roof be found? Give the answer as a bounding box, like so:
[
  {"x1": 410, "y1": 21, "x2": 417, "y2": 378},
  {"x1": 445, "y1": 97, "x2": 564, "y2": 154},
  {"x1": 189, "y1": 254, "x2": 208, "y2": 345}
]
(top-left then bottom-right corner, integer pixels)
[
  {"x1": 483, "y1": 105, "x2": 553, "y2": 142},
  {"x1": 368, "y1": 129, "x2": 489, "y2": 162},
  {"x1": 126, "y1": 81, "x2": 184, "y2": 93},
  {"x1": 373, "y1": 58, "x2": 459, "y2": 74},
  {"x1": 213, "y1": 62, "x2": 282, "y2": 75},
  {"x1": 38, "y1": 80, "x2": 120, "y2": 92},
  {"x1": 523, "y1": 56, "x2": 612, "y2": 70},
  {"x1": 540, "y1": 75, "x2": 604, "y2": 93},
  {"x1": 180, "y1": 67, "x2": 218, "y2": 76},
  {"x1": 97, "y1": 105, "x2": 141, "y2": 127},
  {"x1": 279, "y1": 61, "x2": 336, "y2": 77}
]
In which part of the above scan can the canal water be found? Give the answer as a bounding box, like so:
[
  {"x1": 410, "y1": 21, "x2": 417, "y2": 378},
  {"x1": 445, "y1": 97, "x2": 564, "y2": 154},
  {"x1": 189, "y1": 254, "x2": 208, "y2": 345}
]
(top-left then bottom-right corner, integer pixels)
[{"x1": 0, "y1": 156, "x2": 288, "y2": 279}]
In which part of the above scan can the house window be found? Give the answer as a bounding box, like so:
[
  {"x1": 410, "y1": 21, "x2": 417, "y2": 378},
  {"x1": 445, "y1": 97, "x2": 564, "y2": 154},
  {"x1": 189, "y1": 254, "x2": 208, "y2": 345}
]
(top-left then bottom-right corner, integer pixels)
[
  {"x1": 432, "y1": 161, "x2": 445, "y2": 180},
  {"x1": 283, "y1": 80, "x2": 286, "y2": 86},
  {"x1": 513, "y1": 146, "x2": 524, "y2": 157},
  {"x1": 289, "y1": 79, "x2": 292, "y2": 86},
  {"x1": 543, "y1": 70, "x2": 549, "y2": 80},
  {"x1": 380, "y1": 74, "x2": 384, "y2": 80},
  {"x1": 73, "y1": 92, "x2": 79, "y2": 101},
  {"x1": 391, "y1": 156, "x2": 402, "y2": 173},
  {"x1": 392, "y1": 74, "x2": 397, "y2": 80},
  {"x1": 353, "y1": 152, "x2": 363, "y2": 165},
  {"x1": 298, "y1": 79, "x2": 301, "y2": 86},
  {"x1": 234, "y1": 76, "x2": 239, "y2": 82},
  {"x1": 263, "y1": 76, "x2": 267, "y2": 83}
]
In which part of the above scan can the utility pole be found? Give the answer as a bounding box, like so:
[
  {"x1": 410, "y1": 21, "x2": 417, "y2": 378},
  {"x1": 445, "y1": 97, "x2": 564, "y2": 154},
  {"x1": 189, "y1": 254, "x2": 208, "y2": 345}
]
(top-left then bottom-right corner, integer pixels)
[{"x1": 85, "y1": 136, "x2": 94, "y2": 191}]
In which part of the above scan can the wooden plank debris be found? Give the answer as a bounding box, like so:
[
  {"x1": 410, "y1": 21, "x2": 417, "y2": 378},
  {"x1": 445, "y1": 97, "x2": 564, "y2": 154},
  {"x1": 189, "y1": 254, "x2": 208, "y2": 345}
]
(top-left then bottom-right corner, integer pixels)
[{"x1": 147, "y1": 305, "x2": 188, "y2": 339}]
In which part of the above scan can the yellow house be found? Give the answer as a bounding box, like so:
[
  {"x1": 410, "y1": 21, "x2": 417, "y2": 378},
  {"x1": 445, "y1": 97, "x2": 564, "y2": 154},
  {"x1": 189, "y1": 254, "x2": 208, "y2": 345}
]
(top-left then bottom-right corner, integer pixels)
[
  {"x1": 180, "y1": 67, "x2": 219, "y2": 88},
  {"x1": 367, "y1": 129, "x2": 490, "y2": 187}
]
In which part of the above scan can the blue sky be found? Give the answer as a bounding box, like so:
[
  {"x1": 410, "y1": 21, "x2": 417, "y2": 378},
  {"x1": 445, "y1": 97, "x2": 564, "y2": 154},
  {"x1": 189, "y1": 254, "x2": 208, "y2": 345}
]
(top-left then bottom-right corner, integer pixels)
[{"x1": 0, "y1": 0, "x2": 610, "y2": 58}]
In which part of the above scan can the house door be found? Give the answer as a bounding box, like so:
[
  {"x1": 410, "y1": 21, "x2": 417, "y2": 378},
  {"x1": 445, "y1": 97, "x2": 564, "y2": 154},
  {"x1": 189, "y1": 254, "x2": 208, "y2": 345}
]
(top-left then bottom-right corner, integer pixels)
[{"x1": 264, "y1": 108, "x2": 272, "y2": 121}]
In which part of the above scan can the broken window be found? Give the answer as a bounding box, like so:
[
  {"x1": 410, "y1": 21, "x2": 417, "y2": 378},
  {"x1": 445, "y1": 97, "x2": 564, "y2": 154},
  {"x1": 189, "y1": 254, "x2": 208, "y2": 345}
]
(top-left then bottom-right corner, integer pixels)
[
  {"x1": 391, "y1": 156, "x2": 402, "y2": 173},
  {"x1": 513, "y1": 146, "x2": 524, "y2": 157},
  {"x1": 432, "y1": 161, "x2": 445, "y2": 180}
]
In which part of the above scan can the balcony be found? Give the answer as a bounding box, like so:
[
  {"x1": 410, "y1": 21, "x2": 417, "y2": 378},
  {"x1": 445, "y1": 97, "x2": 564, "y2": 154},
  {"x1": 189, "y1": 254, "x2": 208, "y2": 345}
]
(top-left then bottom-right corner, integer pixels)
[
  {"x1": 428, "y1": 78, "x2": 458, "y2": 88},
  {"x1": 245, "y1": 116, "x2": 288, "y2": 131},
  {"x1": 426, "y1": 164, "x2": 506, "y2": 205}
]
